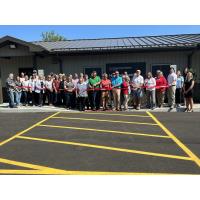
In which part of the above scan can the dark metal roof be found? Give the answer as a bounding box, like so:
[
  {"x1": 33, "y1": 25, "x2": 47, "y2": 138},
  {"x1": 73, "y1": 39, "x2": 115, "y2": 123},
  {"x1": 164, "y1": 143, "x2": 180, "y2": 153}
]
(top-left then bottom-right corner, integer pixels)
[
  {"x1": 32, "y1": 34, "x2": 200, "y2": 52},
  {"x1": 1, "y1": 34, "x2": 200, "y2": 53}
]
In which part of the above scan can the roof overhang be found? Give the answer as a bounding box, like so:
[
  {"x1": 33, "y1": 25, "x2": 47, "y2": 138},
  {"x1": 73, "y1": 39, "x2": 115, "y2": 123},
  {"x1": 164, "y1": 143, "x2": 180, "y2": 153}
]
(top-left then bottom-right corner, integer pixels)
[{"x1": 0, "y1": 36, "x2": 46, "y2": 52}]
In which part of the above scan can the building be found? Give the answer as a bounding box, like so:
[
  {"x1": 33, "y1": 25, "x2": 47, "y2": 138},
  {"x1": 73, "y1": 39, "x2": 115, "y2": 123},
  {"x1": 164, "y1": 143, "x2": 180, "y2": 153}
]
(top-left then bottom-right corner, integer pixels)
[{"x1": 0, "y1": 33, "x2": 200, "y2": 103}]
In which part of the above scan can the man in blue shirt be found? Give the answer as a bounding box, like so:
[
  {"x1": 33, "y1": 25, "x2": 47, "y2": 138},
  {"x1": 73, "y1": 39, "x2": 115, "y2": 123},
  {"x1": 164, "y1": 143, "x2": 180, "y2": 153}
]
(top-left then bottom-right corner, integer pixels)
[
  {"x1": 111, "y1": 71, "x2": 122, "y2": 111},
  {"x1": 176, "y1": 70, "x2": 184, "y2": 107}
]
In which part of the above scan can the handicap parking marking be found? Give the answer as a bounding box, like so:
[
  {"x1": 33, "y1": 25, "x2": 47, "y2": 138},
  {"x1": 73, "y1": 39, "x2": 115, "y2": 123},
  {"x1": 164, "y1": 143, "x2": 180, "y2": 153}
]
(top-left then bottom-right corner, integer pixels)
[
  {"x1": 0, "y1": 157, "x2": 68, "y2": 174},
  {"x1": 0, "y1": 111, "x2": 61, "y2": 147},
  {"x1": 0, "y1": 110, "x2": 199, "y2": 174},
  {"x1": 16, "y1": 135, "x2": 192, "y2": 161},
  {"x1": 38, "y1": 124, "x2": 170, "y2": 139},
  {"x1": 52, "y1": 116, "x2": 158, "y2": 126},
  {"x1": 61, "y1": 111, "x2": 151, "y2": 118},
  {"x1": 147, "y1": 111, "x2": 200, "y2": 168}
]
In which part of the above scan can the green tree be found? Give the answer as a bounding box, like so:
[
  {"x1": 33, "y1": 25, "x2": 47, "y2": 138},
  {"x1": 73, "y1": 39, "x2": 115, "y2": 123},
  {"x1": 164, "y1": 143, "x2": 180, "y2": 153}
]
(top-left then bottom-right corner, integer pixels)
[{"x1": 41, "y1": 31, "x2": 66, "y2": 42}]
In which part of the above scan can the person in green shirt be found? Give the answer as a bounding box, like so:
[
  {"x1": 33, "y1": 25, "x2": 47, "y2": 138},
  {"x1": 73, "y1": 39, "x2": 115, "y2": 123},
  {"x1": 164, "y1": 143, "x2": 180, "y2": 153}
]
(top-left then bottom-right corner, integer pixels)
[{"x1": 88, "y1": 71, "x2": 101, "y2": 110}]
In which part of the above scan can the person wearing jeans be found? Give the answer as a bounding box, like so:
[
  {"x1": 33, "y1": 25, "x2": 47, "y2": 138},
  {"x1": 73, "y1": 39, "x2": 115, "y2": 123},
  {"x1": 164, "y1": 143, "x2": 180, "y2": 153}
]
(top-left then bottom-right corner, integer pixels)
[
  {"x1": 111, "y1": 71, "x2": 122, "y2": 111},
  {"x1": 15, "y1": 76, "x2": 22, "y2": 106},
  {"x1": 88, "y1": 71, "x2": 101, "y2": 111},
  {"x1": 21, "y1": 75, "x2": 30, "y2": 106},
  {"x1": 64, "y1": 76, "x2": 75, "y2": 109},
  {"x1": 144, "y1": 72, "x2": 156, "y2": 110},
  {"x1": 6, "y1": 73, "x2": 17, "y2": 108},
  {"x1": 131, "y1": 70, "x2": 144, "y2": 110},
  {"x1": 175, "y1": 70, "x2": 184, "y2": 107},
  {"x1": 76, "y1": 78, "x2": 88, "y2": 111}
]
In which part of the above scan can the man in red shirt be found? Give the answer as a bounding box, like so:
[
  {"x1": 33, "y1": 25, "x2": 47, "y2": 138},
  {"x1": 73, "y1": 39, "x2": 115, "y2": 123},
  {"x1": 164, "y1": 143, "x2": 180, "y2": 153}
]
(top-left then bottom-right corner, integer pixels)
[{"x1": 155, "y1": 70, "x2": 167, "y2": 108}]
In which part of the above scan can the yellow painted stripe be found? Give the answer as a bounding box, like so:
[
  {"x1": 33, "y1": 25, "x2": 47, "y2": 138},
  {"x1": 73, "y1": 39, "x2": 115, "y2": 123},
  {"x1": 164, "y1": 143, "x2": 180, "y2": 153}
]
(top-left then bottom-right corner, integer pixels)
[
  {"x1": 39, "y1": 124, "x2": 170, "y2": 139},
  {"x1": 0, "y1": 157, "x2": 68, "y2": 173},
  {"x1": 147, "y1": 111, "x2": 200, "y2": 168},
  {"x1": 61, "y1": 112, "x2": 151, "y2": 118},
  {"x1": 0, "y1": 169, "x2": 192, "y2": 175},
  {"x1": 52, "y1": 116, "x2": 158, "y2": 126},
  {"x1": 17, "y1": 135, "x2": 192, "y2": 161},
  {"x1": 0, "y1": 111, "x2": 61, "y2": 147}
]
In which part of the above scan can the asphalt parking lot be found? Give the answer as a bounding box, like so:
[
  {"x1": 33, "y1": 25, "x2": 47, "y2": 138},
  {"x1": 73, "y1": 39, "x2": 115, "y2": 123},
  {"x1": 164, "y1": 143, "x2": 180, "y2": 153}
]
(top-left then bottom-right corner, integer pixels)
[{"x1": 0, "y1": 111, "x2": 199, "y2": 174}]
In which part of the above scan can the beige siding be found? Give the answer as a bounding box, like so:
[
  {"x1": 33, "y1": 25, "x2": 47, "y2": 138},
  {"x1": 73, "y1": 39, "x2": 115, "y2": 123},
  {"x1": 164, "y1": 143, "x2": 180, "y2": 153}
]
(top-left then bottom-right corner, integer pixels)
[
  {"x1": 37, "y1": 56, "x2": 60, "y2": 75},
  {"x1": 61, "y1": 51, "x2": 189, "y2": 74}
]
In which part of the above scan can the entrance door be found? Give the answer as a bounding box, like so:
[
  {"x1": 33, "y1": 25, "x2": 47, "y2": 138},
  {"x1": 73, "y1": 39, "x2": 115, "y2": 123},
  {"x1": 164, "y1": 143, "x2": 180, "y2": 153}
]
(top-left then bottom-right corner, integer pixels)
[
  {"x1": 151, "y1": 64, "x2": 171, "y2": 78},
  {"x1": 19, "y1": 68, "x2": 33, "y2": 76},
  {"x1": 84, "y1": 67, "x2": 102, "y2": 76}
]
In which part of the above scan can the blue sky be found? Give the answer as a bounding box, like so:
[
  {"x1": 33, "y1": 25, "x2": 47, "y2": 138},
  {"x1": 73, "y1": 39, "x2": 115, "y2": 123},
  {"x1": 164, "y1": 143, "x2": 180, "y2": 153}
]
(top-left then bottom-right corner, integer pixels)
[{"x1": 0, "y1": 25, "x2": 200, "y2": 41}]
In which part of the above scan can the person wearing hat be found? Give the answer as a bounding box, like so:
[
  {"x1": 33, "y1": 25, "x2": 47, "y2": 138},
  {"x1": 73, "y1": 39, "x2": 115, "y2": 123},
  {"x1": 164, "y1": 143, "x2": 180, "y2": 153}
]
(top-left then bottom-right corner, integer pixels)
[{"x1": 111, "y1": 71, "x2": 122, "y2": 111}]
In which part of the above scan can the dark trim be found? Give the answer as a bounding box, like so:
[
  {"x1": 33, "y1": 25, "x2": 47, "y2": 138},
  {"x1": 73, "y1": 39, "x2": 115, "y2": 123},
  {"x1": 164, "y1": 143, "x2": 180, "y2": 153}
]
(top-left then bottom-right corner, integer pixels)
[
  {"x1": 53, "y1": 46, "x2": 196, "y2": 57},
  {"x1": 0, "y1": 66, "x2": 3, "y2": 104},
  {"x1": 33, "y1": 54, "x2": 37, "y2": 70},
  {"x1": 58, "y1": 57, "x2": 63, "y2": 73}
]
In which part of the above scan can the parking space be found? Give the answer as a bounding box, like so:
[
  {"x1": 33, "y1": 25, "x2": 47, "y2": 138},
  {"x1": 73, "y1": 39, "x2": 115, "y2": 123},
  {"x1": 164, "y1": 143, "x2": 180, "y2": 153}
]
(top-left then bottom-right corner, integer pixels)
[{"x1": 0, "y1": 111, "x2": 199, "y2": 174}]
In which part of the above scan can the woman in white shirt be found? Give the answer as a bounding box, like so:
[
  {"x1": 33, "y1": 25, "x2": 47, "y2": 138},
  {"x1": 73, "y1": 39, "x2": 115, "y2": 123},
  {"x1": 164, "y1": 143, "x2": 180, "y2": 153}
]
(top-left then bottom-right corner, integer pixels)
[
  {"x1": 35, "y1": 75, "x2": 45, "y2": 106},
  {"x1": 21, "y1": 75, "x2": 30, "y2": 106},
  {"x1": 144, "y1": 72, "x2": 156, "y2": 110},
  {"x1": 45, "y1": 75, "x2": 53, "y2": 106}
]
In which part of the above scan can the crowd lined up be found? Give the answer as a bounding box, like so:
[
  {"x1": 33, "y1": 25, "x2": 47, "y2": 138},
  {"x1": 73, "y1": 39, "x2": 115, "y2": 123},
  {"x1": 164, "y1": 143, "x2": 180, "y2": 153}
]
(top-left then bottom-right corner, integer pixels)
[{"x1": 6, "y1": 67, "x2": 195, "y2": 112}]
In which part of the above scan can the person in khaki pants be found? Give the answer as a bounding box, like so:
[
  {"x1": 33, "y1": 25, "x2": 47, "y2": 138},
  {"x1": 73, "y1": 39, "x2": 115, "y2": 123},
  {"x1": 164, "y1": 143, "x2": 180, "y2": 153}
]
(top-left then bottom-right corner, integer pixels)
[
  {"x1": 155, "y1": 71, "x2": 167, "y2": 108},
  {"x1": 167, "y1": 67, "x2": 177, "y2": 109},
  {"x1": 111, "y1": 71, "x2": 122, "y2": 111}
]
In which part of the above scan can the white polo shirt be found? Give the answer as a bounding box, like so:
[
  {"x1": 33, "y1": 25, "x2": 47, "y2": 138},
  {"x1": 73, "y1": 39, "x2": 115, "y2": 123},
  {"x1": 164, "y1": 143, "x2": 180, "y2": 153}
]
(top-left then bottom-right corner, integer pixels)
[{"x1": 132, "y1": 75, "x2": 144, "y2": 88}]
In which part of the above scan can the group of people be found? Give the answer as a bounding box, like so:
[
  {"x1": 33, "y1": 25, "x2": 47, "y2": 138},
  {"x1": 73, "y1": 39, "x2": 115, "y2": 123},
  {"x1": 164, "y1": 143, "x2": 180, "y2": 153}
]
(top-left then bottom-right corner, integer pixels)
[{"x1": 6, "y1": 67, "x2": 195, "y2": 112}]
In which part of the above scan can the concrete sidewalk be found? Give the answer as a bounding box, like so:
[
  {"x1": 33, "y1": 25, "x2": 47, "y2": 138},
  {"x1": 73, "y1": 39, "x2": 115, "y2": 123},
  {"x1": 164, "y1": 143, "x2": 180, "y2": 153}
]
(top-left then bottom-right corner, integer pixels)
[{"x1": 0, "y1": 103, "x2": 200, "y2": 113}]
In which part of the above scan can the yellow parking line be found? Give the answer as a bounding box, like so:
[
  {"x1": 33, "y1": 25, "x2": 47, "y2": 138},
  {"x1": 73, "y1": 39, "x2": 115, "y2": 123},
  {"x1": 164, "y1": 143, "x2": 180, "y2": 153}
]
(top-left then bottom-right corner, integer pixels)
[
  {"x1": 147, "y1": 111, "x2": 200, "y2": 168},
  {"x1": 61, "y1": 112, "x2": 151, "y2": 118},
  {"x1": 0, "y1": 169, "x2": 191, "y2": 175},
  {"x1": 52, "y1": 116, "x2": 158, "y2": 126},
  {"x1": 17, "y1": 135, "x2": 192, "y2": 161},
  {"x1": 0, "y1": 157, "x2": 69, "y2": 173},
  {"x1": 39, "y1": 124, "x2": 170, "y2": 139},
  {"x1": 0, "y1": 111, "x2": 61, "y2": 147}
]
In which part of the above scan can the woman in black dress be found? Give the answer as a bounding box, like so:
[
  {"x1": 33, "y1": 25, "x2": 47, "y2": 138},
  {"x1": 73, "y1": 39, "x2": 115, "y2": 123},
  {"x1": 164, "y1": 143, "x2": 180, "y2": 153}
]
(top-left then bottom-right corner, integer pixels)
[{"x1": 183, "y1": 71, "x2": 195, "y2": 112}]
